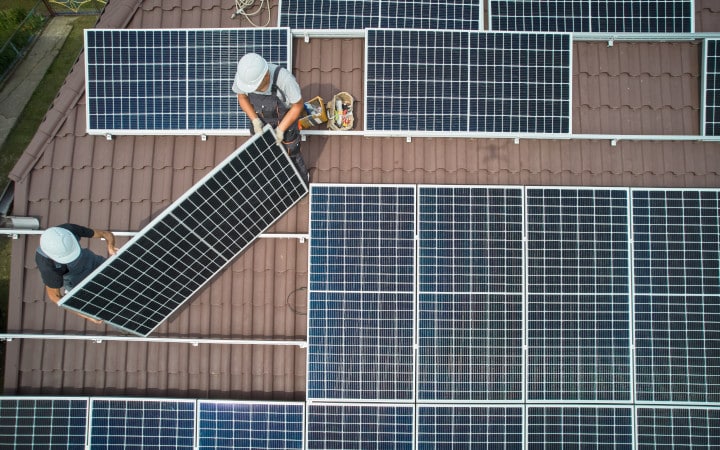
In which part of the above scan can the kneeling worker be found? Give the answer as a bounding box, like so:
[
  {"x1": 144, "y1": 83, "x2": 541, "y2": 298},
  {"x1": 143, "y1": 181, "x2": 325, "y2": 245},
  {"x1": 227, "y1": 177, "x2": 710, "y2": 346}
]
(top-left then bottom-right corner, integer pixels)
[
  {"x1": 36, "y1": 224, "x2": 118, "y2": 323},
  {"x1": 233, "y1": 52, "x2": 309, "y2": 182}
]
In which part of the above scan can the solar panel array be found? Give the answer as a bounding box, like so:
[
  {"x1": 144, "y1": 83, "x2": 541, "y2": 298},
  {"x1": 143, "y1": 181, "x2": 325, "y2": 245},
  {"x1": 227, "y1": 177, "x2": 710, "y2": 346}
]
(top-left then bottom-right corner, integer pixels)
[
  {"x1": 0, "y1": 397, "x2": 87, "y2": 449},
  {"x1": 279, "y1": 0, "x2": 482, "y2": 31},
  {"x1": 306, "y1": 184, "x2": 720, "y2": 448},
  {"x1": 85, "y1": 28, "x2": 289, "y2": 134},
  {"x1": 705, "y1": 39, "x2": 720, "y2": 136},
  {"x1": 489, "y1": 0, "x2": 694, "y2": 32},
  {"x1": 365, "y1": 29, "x2": 572, "y2": 134},
  {"x1": 59, "y1": 127, "x2": 308, "y2": 336}
]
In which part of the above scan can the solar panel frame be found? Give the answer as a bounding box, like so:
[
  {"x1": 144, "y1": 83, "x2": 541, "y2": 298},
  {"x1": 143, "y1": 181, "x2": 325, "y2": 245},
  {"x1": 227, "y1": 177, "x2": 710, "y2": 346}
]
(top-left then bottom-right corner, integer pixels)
[
  {"x1": 703, "y1": 39, "x2": 720, "y2": 137},
  {"x1": 305, "y1": 403, "x2": 414, "y2": 450},
  {"x1": 365, "y1": 29, "x2": 572, "y2": 135},
  {"x1": 307, "y1": 184, "x2": 416, "y2": 401},
  {"x1": 85, "y1": 28, "x2": 291, "y2": 135},
  {"x1": 89, "y1": 398, "x2": 196, "y2": 449},
  {"x1": 197, "y1": 401, "x2": 304, "y2": 450},
  {"x1": 636, "y1": 407, "x2": 720, "y2": 448},
  {"x1": 488, "y1": 0, "x2": 694, "y2": 32},
  {"x1": 0, "y1": 397, "x2": 89, "y2": 450},
  {"x1": 632, "y1": 188, "x2": 720, "y2": 403},
  {"x1": 58, "y1": 126, "x2": 308, "y2": 336},
  {"x1": 417, "y1": 186, "x2": 524, "y2": 402},
  {"x1": 526, "y1": 187, "x2": 632, "y2": 402}
]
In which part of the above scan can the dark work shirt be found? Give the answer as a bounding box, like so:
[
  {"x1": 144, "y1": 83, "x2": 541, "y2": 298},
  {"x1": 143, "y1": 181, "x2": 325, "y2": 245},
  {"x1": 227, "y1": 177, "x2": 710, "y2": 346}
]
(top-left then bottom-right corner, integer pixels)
[{"x1": 36, "y1": 223, "x2": 94, "y2": 289}]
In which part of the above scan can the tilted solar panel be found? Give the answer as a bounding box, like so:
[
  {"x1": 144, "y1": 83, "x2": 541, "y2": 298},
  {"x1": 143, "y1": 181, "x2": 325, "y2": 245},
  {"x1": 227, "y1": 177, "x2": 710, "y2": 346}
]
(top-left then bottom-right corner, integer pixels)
[
  {"x1": 306, "y1": 404, "x2": 413, "y2": 450},
  {"x1": 704, "y1": 39, "x2": 720, "y2": 136},
  {"x1": 0, "y1": 397, "x2": 88, "y2": 449},
  {"x1": 636, "y1": 408, "x2": 720, "y2": 448},
  {"x1": 85, "y1": 28, "x2": 290, "y2": 134},
  {"x1": 490, "y1": 0, "x2": 693, "y2": 32},
  {"x1": 59, "y1": 127, "x2": 308, "y2": 336},
  {"x1": 365, "y1": 29, "x2": 571, "y2": 134},
  {"x1": 526, "y1": 188, "x2": 632, "y2": 401},
  {"x1": 527, "y1": 407, "x2": 633, "y2": 447},
  {"x1": 417, "y1": 186, "x2": 524, "y2": 401},
  {"x1": 307, "y1": 185, "x2": 415, "y2": 401},
  {"x1": 417, "y1": 406, "x2": 523, "y2": 448},
  {"x1": 197, "y1": 401, "x2": 304, "y2": 450},
  {"x1": 633, "y1": 189, "x2": 720, "y2": 403},
  {"x1": 89, "y1": 399, "x2": 195, "y2": 449}
]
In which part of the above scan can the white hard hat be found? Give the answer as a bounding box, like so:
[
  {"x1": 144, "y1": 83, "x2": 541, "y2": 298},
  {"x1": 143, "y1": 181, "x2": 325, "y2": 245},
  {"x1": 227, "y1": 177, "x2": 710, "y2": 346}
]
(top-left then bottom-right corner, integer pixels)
[
  {"x1": 234, "y1": 53, "x2": 268, "y2": 92},
  {"x1": 40, "y1": 227, "x2": 81, "y2": 264}
]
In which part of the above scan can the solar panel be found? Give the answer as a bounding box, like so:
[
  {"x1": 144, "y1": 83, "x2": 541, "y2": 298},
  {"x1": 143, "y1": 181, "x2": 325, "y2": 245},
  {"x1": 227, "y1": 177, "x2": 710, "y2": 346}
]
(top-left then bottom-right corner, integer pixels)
[
  {"x1": 380, "y1": 1, "x2": 482, "y2": 30},
  {"x1": 636, "y1": 408, "x2": 720, "y2": 448},
  {"x1": 89, "y1": 398, "x2": 195, "y2": 449},
  {"x1": 417, "y1": 406, "x2": 522, "y2": 448},
  {"x1": 59, "y1": 127, "x2": 308, "y2": 336},
  {"x1": 365, "y1": 29, "x2": 571, "y2": 134},
  {"x1": 198, "y1": 401, "x2": 304, "y2": 450},
  {"x1": 489, "y1": 1, "x2": 694, "y2": 32},
  {"x1": 306, "y1": 404, "x2": 413, "y2": 450},
  {"x1": 526, "y1": 188, "x2": 632, "y2": 401},
  {"x1": 527, "y1": 406, "x2": 633, "y2": 447},
  {"x1": 0, "y1": 397, "x2": 88, "y2": 449},
  {"x1": 632, "y1": 189, "x2": 720, "y2": 403},
  {"x1": 279, "y1": 0, "x2": 381, "y2": 30},
  {"x1": 307, "y1": 185, "x2": 415, "y2": 401},
  {"x1": 704, "y1": 39, "x2": 720, "y2": 136},
  {"x1": 417, "y1": 186, "x2": 524, "y2": 401},
  {"x1": 85, "y1": 28, "x2": 290, "y2": 134}
]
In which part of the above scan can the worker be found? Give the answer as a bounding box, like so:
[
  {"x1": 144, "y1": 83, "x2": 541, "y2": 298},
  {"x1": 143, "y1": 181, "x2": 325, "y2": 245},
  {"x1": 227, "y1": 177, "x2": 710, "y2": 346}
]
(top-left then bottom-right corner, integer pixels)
[
  {"x1": 36, "y1": 224, "x2": 118, "y2": 324},
  {"x1": 232, "y1": 52, "x2": 309, "y2": 182}
]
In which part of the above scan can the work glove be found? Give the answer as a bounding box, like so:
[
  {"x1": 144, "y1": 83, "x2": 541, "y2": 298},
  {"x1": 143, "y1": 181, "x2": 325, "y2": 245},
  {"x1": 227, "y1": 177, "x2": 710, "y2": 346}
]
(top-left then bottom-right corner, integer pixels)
[
  {"x1": 275, "y1": 127, "x2": 285, "y2": 145},
  {"x1": 252, "y1": 117, "x2": 264, "y2": 135}
]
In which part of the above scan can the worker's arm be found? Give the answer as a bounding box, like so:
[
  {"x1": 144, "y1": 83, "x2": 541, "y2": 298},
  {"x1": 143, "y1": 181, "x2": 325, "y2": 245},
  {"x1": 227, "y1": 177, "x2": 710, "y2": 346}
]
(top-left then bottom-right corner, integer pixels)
[
  {"x1": 92, "y1": 229, "x2": 118, "y2": 256},
  {"x1": 278, "y1": 100, "x2": 304, "y2": 133},
  {"x1": 237, "y1": 94, "x2": 258, "y2": 120},
  {"x1": 46, "y1": 286, "x2": 103, "y2": 324}
]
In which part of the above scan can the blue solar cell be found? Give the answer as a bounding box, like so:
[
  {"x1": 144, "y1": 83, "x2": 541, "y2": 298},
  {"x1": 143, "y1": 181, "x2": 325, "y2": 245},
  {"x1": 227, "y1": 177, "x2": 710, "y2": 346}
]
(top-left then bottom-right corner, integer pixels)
[
  {"x1": 528, "y1": 407, "x2": 633, "y2": 447},
  {"x1": 417, "y1": 406, "x2": 523, "y2": 449},
  {"x1": 636, "y1": 408, "x2": 720, "y2": 448},
  {"x1": 90, "y1": 399, "x2": 195, "y2": 449},
  {"x1": 306, "y1": 404, "x2": 413, "y2": 450},
  {"x1": 705, "y1": 39, "x2": 720, "y2": 136},
  {"x1": 526, "y1": 188, "x2": 632, "y2": 401},
  {"x1": 198, "y1": 401, "x2": 304, "y2": 450},
  {"x1": 85, "y1": 28, "x2": 289, "y2": 133},
  {"x1": 633, "y1": 189, "x2": 720, "y2": 403},
  {"x1": 0, "y1": 398, "x2": 88, "y2": 449}
]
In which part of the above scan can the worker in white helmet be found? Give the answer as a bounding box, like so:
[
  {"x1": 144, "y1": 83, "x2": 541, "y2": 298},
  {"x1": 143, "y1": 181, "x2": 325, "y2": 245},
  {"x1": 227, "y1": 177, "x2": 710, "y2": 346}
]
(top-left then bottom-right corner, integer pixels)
[
  {"x1": 36, "y1": 224, "x2": 118, "y2": 324},
  {"x1": 233, "y1": 52, "x2": 309, "y2": 182}
]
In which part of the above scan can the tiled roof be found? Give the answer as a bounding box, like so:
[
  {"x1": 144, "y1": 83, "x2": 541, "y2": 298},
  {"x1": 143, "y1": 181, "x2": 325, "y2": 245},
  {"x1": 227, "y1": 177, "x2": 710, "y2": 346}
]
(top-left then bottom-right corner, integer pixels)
[{"x1": 4, "y1": 0, "x2": 720, "y2": 397}]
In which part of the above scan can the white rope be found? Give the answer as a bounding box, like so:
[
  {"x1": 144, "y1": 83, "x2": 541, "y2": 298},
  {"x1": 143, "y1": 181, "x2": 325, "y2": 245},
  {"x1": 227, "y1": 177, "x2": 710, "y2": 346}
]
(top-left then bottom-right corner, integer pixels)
[{"x1": 231, "y1": 0, "x2": 271, "y2": 27}]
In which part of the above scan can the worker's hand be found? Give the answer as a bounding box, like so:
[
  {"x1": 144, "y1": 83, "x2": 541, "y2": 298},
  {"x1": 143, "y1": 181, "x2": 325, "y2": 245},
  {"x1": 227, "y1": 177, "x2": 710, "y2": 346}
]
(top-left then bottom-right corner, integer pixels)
[
  {"x1": 275, "y1": 127, "x2": 284, "y2": 145},
  {"x1": 252, "y1": 117, "x2": 264, "y2": 135},
  {"x1": 107, "y1": 243, "x2": 119, "y2": 256}
]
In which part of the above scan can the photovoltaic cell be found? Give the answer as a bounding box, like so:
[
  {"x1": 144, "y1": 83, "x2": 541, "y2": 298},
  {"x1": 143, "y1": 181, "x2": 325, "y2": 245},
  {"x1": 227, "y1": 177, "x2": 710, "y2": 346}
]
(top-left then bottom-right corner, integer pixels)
[
  {"x1": 417, "y1": 186, "x2": 523, "y2": 401},
  {"x1": 633, "y1": 189, "x2": 720, "y2": 403},
  {"x1": 89, "y1": 399, "x2": 195, "y2": 449},
  {"x1": 526, "y1": 188, "x2": 631, "y2": 401},
  {"x1": 307, "y1": 185, "x2": 415, "y2": 401},
  {"x1": 704, "y1": 39, "x2": 720, "y2": 136},
  {"x1": 279, "y1": 0, "x2": 381, "y2": 29},
  {"x1": 417, "y1": 406, "x2": 523, "y2": 449},
  {"x1": 527, "y1": 407, "x2": 633, "y2": 447},
  {"x1": 636, "y1": 408, "x2": 720, "y2": 448},
  {"x1": 85, "y1": 28, "x2": 289, "y2": 134},
  {"x1": 197, "y1": 401, "x2": 304, "y2": 450},
  {"x1": 490, "y1": 1, "x2": 693, "y2": 32},
  {"x1": 59, "y1": 127, "x2": 308, "y2": 336},
  {"x1": 306, "y1": 404, "x2": 413, "y2": 450},
  {"x1": 380, "y1": 1, "x2": 482, "y2": 30},
  {"x1": 0, "y1": 398, "x2": 87, "y2": 450},
  {"x1": 365, "y1": 29, "x2": 571, "y2": 134}
]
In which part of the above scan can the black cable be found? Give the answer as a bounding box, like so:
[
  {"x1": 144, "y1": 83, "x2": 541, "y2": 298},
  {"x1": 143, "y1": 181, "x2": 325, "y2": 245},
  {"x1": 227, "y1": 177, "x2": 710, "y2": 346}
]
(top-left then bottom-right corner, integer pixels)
[{"x1": 286, "y1": 286, "x2": 307, "y2": 315}]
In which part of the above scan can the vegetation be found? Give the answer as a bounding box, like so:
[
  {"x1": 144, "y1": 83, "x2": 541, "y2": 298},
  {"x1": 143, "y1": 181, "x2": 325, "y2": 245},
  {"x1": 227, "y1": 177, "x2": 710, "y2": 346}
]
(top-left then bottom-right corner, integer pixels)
[
  {"x1": 0, "y1": 6, "x2": 47, "y2": 79},
  {"x1": 0, "y1": 13, "x2": 98, "y2": 389}
]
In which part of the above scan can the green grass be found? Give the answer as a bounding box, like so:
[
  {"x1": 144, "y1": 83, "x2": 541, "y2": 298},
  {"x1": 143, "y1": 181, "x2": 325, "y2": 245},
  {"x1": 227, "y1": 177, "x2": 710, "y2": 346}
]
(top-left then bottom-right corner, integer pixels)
[{"x1": 0, "y1": 13, "x2": 97, "y2": 390}]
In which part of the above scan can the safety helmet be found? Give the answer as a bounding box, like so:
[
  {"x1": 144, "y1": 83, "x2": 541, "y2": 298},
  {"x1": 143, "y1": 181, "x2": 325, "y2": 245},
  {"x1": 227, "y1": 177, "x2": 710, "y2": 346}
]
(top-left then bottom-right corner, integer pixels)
[
  {"x1": 40, "y1": 227, "x2": 81, "y2": 264},
  {"x1": 234, "y1": 53, "x2": 269, "y2": 92}
]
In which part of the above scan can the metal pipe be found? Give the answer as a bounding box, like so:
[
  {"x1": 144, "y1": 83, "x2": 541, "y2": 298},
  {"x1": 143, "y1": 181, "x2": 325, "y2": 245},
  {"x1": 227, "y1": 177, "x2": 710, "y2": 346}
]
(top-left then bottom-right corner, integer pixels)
[{"x1": 0, "y1": 333, "x2": 308, "y2": 347}]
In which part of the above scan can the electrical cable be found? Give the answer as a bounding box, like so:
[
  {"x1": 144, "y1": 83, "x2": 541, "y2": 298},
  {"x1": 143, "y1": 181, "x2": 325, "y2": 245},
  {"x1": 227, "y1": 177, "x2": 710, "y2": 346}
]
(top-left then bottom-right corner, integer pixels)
[
  {"x1": 286, "y1": 286, "x2": 307, "y2": 315},
  {"x1": 231, "y1": 0, "x2": 271, "y2": 27}
]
